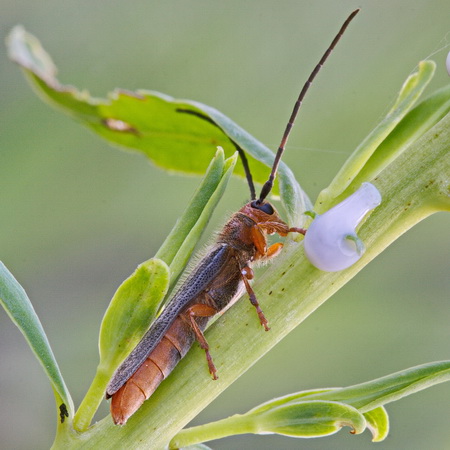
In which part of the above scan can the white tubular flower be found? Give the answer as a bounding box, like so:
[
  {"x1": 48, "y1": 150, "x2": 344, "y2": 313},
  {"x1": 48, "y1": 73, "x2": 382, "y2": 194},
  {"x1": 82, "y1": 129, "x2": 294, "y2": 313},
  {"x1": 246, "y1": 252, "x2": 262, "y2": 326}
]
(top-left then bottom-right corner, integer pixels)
[{"x1": 304, "y1": 183, "x2": 382, "y2": 272}]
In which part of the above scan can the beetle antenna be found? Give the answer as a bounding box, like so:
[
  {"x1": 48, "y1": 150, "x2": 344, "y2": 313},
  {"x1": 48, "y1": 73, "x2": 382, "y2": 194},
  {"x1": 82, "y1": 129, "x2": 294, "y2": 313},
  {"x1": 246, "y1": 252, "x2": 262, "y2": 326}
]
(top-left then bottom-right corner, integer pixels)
[
  {"x1": 257, "y1": 8, "x2": 360, "y2": 204},
  {"x1": 234, "y1": 143, "x2": 257, "y2": 200},
  {"x1": 174, "y1": 108, "x2": 257, "y2": 199}
]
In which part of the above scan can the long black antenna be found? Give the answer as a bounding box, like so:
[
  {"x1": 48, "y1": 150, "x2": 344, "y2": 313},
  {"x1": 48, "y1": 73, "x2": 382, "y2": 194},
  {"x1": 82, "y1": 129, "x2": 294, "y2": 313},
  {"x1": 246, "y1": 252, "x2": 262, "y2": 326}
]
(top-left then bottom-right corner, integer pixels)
[
  {"x1": 257, "y1": 8, "x2": 360, "y2": 204},
  {"x1": 233, "y1": 143, "x2": 257, "y2": 200},
  {"x1": 175, "y1": 108, "x2": 257, "y2": 199}
]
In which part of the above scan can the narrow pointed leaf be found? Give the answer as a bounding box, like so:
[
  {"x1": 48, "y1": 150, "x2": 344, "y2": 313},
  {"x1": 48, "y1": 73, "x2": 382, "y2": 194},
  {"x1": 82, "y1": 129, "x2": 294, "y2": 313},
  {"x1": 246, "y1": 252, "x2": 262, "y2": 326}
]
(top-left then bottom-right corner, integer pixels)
[
  {"x1": 330, "y1": 83, "x2": 450, "y2": 206},
  {"x1": 157, "y1": 149, "x2": 238, "y2": 286},
  {"x1": 247, "y1": 388, "x2": 334, "y2": 414},
  {"x1": 0, "y1": 262, "x2": 73, "y2": 419},
  {"x1": 155, "y1": 148, "x2": 226, "y2": 270},
  {"x1": 317, "y1": 60, "x2": 435, "y2": 211},
  {"x1": 97, "y1": 151, "x2": 233, "y2": 390},
  {"x1": 304, "y1": 361, "x2": 450, "y2": 412}
]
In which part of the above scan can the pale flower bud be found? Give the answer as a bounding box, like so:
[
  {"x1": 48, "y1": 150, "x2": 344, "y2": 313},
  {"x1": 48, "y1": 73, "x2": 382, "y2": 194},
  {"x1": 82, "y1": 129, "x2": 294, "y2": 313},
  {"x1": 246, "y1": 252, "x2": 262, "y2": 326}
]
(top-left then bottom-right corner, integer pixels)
[{"x1": 304, "y1": 183, "x2": 382, "y2": 272}]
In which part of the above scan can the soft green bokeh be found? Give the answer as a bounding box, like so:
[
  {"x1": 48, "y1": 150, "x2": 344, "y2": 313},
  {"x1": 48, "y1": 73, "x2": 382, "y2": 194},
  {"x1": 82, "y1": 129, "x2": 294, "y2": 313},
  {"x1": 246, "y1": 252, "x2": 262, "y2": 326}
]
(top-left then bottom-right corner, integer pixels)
[{"x1": 1, "y1": 1, "x2": 449, "y2": 449}]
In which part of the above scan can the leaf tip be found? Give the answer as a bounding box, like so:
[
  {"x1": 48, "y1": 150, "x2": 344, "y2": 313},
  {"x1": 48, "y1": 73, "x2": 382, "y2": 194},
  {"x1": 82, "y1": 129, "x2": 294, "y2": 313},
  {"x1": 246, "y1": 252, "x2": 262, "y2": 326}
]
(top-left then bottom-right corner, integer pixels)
[
  {"x1": 6, "y1": 25, "x2": 58, "y2": 86},
  {"x1": 215, "y1": 145, "x2": 225, "y2": 160},
  {"x1": 418, "y1": 59, "x2": 437, "y2": 72},
  {"x1": 224, "y1": 148, "x2": 239, "y2": 168}
]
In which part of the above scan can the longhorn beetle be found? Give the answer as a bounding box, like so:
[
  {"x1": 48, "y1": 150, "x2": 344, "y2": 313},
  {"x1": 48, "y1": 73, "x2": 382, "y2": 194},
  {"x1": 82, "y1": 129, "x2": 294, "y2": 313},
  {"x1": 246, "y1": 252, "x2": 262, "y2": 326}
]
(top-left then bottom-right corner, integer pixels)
[{"x1": 106, "y1": 9, "x2": 360, "y2": 425}]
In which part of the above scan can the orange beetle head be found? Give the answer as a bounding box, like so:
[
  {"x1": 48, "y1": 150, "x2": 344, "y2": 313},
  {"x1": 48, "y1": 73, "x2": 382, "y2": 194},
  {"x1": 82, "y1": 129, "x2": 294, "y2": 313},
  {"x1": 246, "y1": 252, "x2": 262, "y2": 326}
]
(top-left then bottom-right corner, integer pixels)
[{"x1": 239, "y1": 201, "x2": 288, "y2": 235}]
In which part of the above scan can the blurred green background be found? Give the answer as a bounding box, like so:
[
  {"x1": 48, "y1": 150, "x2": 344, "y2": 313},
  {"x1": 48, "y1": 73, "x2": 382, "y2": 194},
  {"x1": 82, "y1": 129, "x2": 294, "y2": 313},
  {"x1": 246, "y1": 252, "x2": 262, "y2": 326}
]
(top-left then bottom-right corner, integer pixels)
[{"x1": 1, "y1": 1, "x2": 449, "y2": 448}]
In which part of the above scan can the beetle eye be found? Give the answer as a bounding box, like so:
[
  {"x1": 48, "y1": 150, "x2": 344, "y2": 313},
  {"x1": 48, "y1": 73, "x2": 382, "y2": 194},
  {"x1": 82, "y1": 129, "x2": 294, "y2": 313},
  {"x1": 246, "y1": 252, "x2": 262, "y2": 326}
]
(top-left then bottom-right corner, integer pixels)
[{"x1": 250, "y1": 201, "x2": 274, "y2": 215}]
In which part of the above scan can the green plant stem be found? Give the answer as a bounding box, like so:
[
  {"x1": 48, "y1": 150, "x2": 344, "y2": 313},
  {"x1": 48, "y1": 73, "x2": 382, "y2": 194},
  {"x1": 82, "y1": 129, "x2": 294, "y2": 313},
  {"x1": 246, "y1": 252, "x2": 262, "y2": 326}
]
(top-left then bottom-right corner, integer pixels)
[
  {"x1": 169, "y1": 414, "x2": 253, "y2": 449},
  {"x1": 73, "y1": 368, "x2": 109, "y2": 431},
  {"x1": 53, "y1": 112, "x2": 449, "y2": 448}
]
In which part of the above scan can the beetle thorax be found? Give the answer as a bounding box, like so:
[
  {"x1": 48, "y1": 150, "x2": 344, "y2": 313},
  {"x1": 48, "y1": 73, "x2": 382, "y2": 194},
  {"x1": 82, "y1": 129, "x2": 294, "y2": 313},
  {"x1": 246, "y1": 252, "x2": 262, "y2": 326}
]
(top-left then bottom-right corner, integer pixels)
[{"x1": 217, "y1": 201, "x2": 288, "y2": 259}]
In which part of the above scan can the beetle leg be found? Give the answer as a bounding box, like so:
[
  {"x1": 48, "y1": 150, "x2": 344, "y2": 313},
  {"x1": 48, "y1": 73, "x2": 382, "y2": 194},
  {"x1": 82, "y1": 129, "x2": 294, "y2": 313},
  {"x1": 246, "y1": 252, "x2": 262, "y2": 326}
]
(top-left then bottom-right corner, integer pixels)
[
  {"x1": 288, "y1": 226, "x2": 307, "y2": 235},
  {"x1": 184, "y1": 303, "x2": 219, "y2": 380},
  {"x1": 250, "y1": 224, "x2": 267, "y2": 256},
  {"x1": 266, "y1": 242, "x2": 284, "y2": 259},
  {"x1": 259, "y1": 222, "x2": 307, "y2": 237},
  {"x1": 240, "y1": 266, "x2": 270, "y2": 331}
]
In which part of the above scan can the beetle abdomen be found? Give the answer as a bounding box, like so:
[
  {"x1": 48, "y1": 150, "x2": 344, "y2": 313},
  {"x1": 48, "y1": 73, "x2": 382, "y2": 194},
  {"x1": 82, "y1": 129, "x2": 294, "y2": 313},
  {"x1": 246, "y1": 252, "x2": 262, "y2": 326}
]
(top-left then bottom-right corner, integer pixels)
[{"x1": 110, "y1": 314, "x2": 199, "y2": 424}]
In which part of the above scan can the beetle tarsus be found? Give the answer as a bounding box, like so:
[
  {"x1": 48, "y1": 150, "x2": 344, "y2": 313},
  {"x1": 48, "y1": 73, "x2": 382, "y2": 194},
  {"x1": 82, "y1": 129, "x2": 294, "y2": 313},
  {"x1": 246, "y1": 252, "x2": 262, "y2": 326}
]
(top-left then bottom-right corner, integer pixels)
[
  {"x1": 185, "y1": 304, "x2": 219, "y2": 379},
  {"x1": 241, "y1": 266, "x2": 270, "y2": 331},
  {"x1": 289, "y1": 227, "x2": 307, "y2": 235}
]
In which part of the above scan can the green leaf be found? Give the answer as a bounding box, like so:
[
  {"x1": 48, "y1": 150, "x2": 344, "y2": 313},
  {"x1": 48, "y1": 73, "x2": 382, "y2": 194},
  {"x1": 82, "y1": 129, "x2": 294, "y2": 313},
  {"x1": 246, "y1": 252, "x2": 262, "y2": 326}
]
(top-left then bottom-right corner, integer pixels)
[
  {"x1": 5, "y1": 27, "x2": 237, "y2": 175},
  {"x1": 247, "y1": 388, "x2": 334, "y2": 414},
  {"x1": 307, "y1": 361, "x2": 450, "y2": 412},
  {"x1": 98, "y1": 259, "x2": 170, "y2": 373},
  {"x1": 74, "y1": 150, "x2": 236, "y2": 430},
  {"x1": 258, "y1": 362, "x2": 450, "y2": 419},
  {"x1": 182, "y1": 101, "x2": 312, "y2": 226},
  {"x1": 169, "y1": 400, "x2": 366, "y2": 448},
  {"x1": 171, "y1": 361, "x2": 450, "y2": 447},
  {"x1": 250, "y1": 400, "x2": 366, "y2": 438},
  {"x1": 7, "y1": 26, "x2": 311, "y2": 225},
  {"x1": 363, "y1": 406, "x2": 389, "y2": 442},
  {"x1": 316, "y1": 60, "x2": 436, "y2": 211},
  {"x1": 156, "y1": 148, "x2": 237, "y2": 287},
  {"x1": 73, "y1": 258, "x2": 169, "y2": 431},
  {"x1": 328, "y1": 83, "x2": 450, "y2": 208},
  {"x1": 0, "y1": 261, "x2": 73, "y2": 423}
]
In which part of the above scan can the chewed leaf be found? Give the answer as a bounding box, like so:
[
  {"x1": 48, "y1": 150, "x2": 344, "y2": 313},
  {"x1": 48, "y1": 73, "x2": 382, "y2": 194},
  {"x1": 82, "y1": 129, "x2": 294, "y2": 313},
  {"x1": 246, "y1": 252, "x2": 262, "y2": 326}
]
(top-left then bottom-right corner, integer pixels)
[
  {"x1": 364, "y1": 406, "x2": 389, "y2": 442},
  {"x1": 7, "y1": 26, "x2": 310, "y2": 224},
  {"x1": 0, "y1": 261, "x2": 73, "y2": 421},
  {"x1": 6, "y1": 27, "x2": 248, "y2": 177}
]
